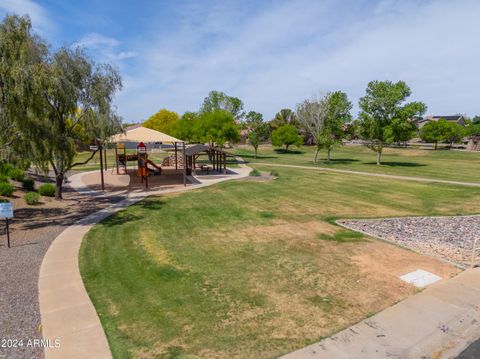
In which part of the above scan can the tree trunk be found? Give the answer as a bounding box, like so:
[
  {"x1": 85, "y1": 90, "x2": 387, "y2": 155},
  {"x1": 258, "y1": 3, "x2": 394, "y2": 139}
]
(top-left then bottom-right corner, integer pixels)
[
  {"x1": 313, "y1": 147, "x2": 320, "y2": 164},
  {"x1": 327, "y1": 147, "x2": 332, "y2": 161},
  {"x1": 376, "y1": 151, "x2": 382, "y2": 165},
  {"x1": 434, "y1": 141, "x2": 438, "y2": 150},
  {"x1": 254, "y1": 147, "x2": 257, "y2": 159},
  {"x1": 285, "y1": 144, "x2": 290, "y2": 152},
  {"x1": 55, "y1": 173, "x2": 64, "y2": 200}
]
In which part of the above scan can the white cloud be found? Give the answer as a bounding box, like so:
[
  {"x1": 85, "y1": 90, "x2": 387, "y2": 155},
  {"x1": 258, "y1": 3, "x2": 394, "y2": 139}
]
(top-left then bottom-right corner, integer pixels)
[
  {"x1": 74, "y1": 32, "x2": 137, "y2": 63},
  {"x1": 112, "y1": 0, "x2": 480, "y2": 122},
  {"x1": 0, "y1": 0, "x2": 53, "y2": 35}
]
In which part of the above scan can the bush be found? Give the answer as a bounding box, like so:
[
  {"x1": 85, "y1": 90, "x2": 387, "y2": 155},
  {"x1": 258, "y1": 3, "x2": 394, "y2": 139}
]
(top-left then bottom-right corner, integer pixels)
[
  {"x1": 22, "y1": 178, "x2": 35, "y2": 191},
  {"x1": 0, "y1": 198, "x2": 9, "y2": 203},
  {"x1": 0, "y1": 182, "x2": 14, "y2": 197},
  {"x1": 249, "y1": 169, "x2": 261, "y2": 177},
  {"x1": 269, "y1": 170, "x2": 279, "y2": 177},
  {"x1": 24, "y1": 192, "x2": 40, "y2": 205},
  {"x1": 38, "y1": 183, "x2": 56, "y2": 197},
  {"x1": 8, "y1": 168, "x2": 25, "y2": 182},
  {"x1": 0, "y1": 175, "x2": 9, "y2": 183}
]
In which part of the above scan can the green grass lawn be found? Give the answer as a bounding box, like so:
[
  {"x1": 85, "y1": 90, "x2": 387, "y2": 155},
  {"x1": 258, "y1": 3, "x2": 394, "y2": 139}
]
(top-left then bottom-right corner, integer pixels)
[
  {"x1": 234, "y1": 144, "x2": 480, "y2": 183},
  {"x1": 80, "y1": 165, "x2": 479, "y2": 358}
]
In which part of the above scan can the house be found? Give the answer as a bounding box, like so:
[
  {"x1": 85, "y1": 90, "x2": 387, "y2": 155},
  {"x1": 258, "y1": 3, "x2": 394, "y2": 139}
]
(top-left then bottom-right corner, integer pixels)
[{"x1": 415, "y1": 115, "x2": 466, "y2": 129}]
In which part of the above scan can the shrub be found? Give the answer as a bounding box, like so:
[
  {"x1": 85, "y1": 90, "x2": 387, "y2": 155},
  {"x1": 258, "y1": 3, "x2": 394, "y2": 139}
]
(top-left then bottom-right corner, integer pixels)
[
  {"x1": 24, "y1": 192, "x2": 40, "y2": 205},
  {"x1": 0, "y1": 182, "x2": 14, "y2": 197},
  {"x1": 0, "y1": 162, "x2": 14, "y2": 176},
  {"x1": 249, "y1": 169, "x2": 261, "y2": 177},
  {"x1": 0, "y1": 175, "x2": 9, "y2": 183},
  {"x1": 0, "y1": 198, "x2": 9, "y2": 203},
  {"x1": 269, "y1": 170, "x2": 279, "y2": 177},
  {"x1": 22, "y1": 178, "x2": 35, "y2": 191},
  {"x1": 38, "y1": 183, "x2": 56, "y2": 197},
  {"x1": 8, "y1": 168, "x2": 25, "y2": 182}
]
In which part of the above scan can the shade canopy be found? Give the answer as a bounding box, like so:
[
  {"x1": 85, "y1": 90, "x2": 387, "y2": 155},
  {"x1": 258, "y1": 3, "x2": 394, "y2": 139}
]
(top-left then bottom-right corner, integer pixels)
[{"x1": 109, "y1": 125, "x2": 183, "y2": 144}]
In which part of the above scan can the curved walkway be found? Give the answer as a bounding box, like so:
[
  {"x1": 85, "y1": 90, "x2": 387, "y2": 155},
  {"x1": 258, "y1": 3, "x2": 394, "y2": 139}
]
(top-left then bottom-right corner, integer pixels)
[
  {"x1": 251, "y1": 162, "x2": 480, "y2": 187},
  {"x1": 38, "y1": 161, "x2": 251, "y2": 359}
]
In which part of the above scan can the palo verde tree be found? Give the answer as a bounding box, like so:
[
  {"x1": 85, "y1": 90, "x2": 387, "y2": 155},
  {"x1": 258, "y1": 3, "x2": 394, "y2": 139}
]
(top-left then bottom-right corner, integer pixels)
[
  {"x1": 359, "y1": 80, "x2": 426, "y2": 165},
  {"x1": 143, "y1": 109, "x2": 179, "y2": 135},
  {"x1": 34, "y1": 47, "x2": 122, "y2": 199},
  {"x1": 200, "y1": 90, "x2": 245, "y2": 120},
  {"x1": 271, "y1": 124, "x2": 302, "y2": 151}
]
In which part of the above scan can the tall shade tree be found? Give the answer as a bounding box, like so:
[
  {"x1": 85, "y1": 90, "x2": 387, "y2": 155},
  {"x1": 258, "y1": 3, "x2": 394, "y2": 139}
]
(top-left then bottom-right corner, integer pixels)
[
  {"x1": 143, "y1": 109, "x2": 179, "y2": 135},
  {"x1": 196, "y1": 110, "x2": 240, "y2": 147},
  {"x1": 0, "y1": 15, "x2": 47, "y2": 159},
  {"x1": 200, "y1": 90, "x2": 245, "y2": 120},
  {"x1": 36, "y1": 47, "x2": 122, "y2": 199},
  {"x1": 359, "y1": 80, "x2": 426, "y2": 165},
  {"x1": 297, "y1": 92, "x2": 352, "y2": 163},
  {"x1": 172, "y1": 111, "x2": 198, "y2": 142},
  {"x1": 271, "y1": 124, "x2": 302, "y2": 151}
]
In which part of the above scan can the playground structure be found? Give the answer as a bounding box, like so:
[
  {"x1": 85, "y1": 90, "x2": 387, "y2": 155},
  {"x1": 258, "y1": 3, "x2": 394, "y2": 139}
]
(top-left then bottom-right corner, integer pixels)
[{"x1": 87, "y1": 125, "x2": 237, "y2": 191}]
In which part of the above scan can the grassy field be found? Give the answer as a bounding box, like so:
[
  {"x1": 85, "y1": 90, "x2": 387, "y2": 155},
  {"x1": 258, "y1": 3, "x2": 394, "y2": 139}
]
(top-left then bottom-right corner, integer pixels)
[
  {"x1": 80, "y1": 163, "x2": 479, "y2": 358},
  {"x1": 234, "y1": 144, "x2": 480, "y2": 183}
]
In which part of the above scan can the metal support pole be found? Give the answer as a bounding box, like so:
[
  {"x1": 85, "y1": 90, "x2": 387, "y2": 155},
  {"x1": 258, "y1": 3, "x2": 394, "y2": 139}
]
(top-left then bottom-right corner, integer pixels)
[
  {"x1": 175, "y1": 142, "x2": 178, "y2": 170},
  {"x1": 115, "y1": 147, "x2": 119, "y2": 175},
  {"x1": 183, "y1": 142, "x2": 186, "y2": 186},
  {"x1": 6, "y1": 218, "x2": 10, "y2": 248},
  {"x1": 99, "y1": 145, "x2": 105, "y2": 191}
]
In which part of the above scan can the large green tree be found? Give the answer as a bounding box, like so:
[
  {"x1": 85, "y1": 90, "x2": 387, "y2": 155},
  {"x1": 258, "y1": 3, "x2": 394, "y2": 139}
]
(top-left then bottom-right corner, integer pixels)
[
  {"x1": 143, "y1": 109, "x2": 179, "y2": 135},
  {"x1": 0, "y1": 15, "x2": 47, "y2": 160},
  {"x1": 36, "y1": 48, "x2": 122, "y2": 199},
  {"x1": 359, "y1": 80, "x2": 426, "y2": 164},
  {"x1": 196, "y1": 110, "x2": 240, "y2": 147},
  {"x1": 200, "y1": 90, "x2": 245, "y2": 120},
  {"x1": 420, "y1": 119, "x2": 465, "y2": 149},
  {"x1": 271, "y1": 124, "x2": 302, "y2": 151}
]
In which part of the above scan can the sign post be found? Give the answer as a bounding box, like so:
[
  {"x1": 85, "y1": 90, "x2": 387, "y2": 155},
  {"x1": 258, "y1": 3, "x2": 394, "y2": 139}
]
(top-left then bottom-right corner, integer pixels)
[{"x1": 0, "y1": 202, "x2": 13, "y2": 248}]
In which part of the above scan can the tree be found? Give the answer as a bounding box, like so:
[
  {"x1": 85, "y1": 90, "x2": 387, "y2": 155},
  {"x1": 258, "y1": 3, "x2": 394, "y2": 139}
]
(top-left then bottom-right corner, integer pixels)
[
  {"x1": 248, "y1": 122, "x2": 269, "y2": 158},
  {"x1": 359, "y1": 80, "x2": 426, "y2": 164},
  {"x1": 35, "y1": 47, "x2": 122, "y2": 199},
  {"x1": 419, "y1": 119, "x2": 448, "y2": 149},
  {"x1": 245, "y1": 111, "x2": 264, "y2": 128},
  {"x1": 271, "y1": 124, "x2": 302, "y2": 151},
  {"x1": 196, "y1": 110, "x2": 240, "y2": 147},
  {"x1": 200, "y1": 90, "x2": 245, "y2": 120},
  {"x1": 0, "y1": 15, "x2": 47, "y2": 160},
  {"x1": 322, "y1": 91, "x2": 352, "y2": 161},
  {"x1": 444, "y1": 122, "x2": 466, "y2": 147},
  {"x1": 172, "y1": 111, "x2": 198, "y2": 142},
  {"x1": 472, "y1": 116, "x2": 480, "y2": 125},
  {"x1": 143, "y1": 109, "x2": 179, "y2": 135},
  {"x1": 270, "y1": 108, "x2": 299, "y2": 130}
]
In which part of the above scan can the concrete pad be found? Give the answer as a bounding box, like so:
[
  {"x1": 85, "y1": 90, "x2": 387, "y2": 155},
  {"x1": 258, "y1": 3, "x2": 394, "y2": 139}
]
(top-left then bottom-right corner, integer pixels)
[{"x1": 399, "y1": 269, "x2": 441, "y2": 287}]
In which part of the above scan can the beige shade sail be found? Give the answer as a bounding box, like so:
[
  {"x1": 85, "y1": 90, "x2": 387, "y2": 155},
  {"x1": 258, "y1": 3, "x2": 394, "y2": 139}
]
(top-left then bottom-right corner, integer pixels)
[{"x1": 109, "y1": 125, "x2": 183, "y2": 144}]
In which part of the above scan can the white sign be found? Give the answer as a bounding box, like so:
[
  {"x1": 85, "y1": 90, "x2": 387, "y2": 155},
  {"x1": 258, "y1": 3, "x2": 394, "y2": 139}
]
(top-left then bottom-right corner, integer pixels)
[
  {"x1": 0, "y1": 203, "x2": 13, "y2": 218},
  {"x1": 89, "y1": 145, "x2": 99, "y2": 151}
]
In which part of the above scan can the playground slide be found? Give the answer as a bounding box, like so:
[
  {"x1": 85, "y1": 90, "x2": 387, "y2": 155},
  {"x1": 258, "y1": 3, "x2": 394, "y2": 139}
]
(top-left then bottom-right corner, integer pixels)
[{"x1": 146, "y1": 159, "x2": 162, "y2": 175}]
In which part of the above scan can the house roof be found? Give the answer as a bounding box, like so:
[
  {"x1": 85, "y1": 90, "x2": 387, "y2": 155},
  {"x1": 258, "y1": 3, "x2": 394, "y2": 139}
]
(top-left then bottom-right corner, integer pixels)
[
  {"x1": 109, "y1": 126, "x2": 183, "y2": 144},
  {"x1": 424, "y1": 115, "x2": 464, "y2": 122}
]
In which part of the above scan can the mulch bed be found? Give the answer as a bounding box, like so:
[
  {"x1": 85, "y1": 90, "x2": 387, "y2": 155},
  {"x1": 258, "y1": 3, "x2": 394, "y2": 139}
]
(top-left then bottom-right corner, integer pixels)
[
  {"x1": 0, "y1": 183, "x2": 120, "y2": 359},
  {"x1": 338, "y1": 216, "x2": 480, "y2": 268}
]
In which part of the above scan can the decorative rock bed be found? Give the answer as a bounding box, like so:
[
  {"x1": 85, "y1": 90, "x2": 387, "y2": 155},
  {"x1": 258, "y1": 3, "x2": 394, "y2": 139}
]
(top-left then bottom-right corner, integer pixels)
[{"x1": 338, "y1": 215, "x2": 480, "y2": 267}]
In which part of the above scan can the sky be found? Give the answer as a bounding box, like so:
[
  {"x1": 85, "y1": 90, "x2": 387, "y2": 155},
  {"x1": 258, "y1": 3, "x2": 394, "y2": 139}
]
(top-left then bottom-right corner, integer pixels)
[{"x1": 0, "y1": 0, "x2": 479, "y2": 123}]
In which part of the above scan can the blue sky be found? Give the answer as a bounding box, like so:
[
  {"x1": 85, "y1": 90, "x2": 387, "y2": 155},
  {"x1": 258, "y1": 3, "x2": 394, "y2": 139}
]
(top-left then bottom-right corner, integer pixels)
[{"x1": 1, "y1": 0, "x2": 479, "y2": 123}]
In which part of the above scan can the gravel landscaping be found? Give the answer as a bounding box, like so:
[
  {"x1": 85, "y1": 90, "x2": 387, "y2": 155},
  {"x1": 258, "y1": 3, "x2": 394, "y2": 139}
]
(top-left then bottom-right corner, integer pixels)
[
  {"x1": 0, "y1": 182, "x2": 120, "y2": 359},
  {"x1": 338, "y1": 215, "x2": 480, "y2": 267}
]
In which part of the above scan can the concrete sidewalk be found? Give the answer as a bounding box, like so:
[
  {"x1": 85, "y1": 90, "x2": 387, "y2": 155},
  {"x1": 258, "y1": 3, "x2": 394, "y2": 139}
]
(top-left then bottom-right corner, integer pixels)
[{"x1": 282, "y1": 268, "x2": 480, "y2": 359}]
